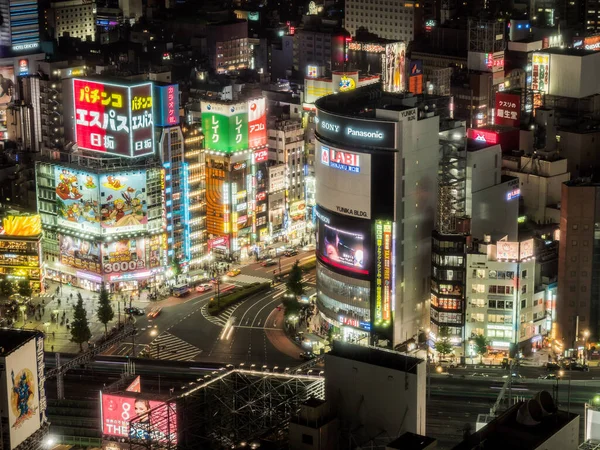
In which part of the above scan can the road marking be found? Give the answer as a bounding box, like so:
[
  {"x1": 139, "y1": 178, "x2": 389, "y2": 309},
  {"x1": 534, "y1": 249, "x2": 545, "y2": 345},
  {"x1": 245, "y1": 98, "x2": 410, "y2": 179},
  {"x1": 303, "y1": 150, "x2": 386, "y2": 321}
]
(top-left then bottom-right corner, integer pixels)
[
  {"x1": 273, "y1": 290, "x2": 286, "y2": 299},
  {"x1": 235, "y1": 325, "x2": 280, "y2": 331},
  {"x1": 144, "y1": 332, "x2": 202, "y2": 361},
  {"x1": 251, "y1": 297, "x2": 282, "y2": 328},
  {"x1": 237, "y1": 292, "x2": 274, "y2": 325}
]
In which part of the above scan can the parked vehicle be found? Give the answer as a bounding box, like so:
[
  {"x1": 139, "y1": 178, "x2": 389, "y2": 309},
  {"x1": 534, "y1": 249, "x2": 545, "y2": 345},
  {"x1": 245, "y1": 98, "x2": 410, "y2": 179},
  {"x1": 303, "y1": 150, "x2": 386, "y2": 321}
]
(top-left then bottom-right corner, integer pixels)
[
  {"x1": 125, "y1": 307, "x2": 145, "y2": 316},
  {"x1": 195, "y1": 284, "x2": 212, "y2": 293}
]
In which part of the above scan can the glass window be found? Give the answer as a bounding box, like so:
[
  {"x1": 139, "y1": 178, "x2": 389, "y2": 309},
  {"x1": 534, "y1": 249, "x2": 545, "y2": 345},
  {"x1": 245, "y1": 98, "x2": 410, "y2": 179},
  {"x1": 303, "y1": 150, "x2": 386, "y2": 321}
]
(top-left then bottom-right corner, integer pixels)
[{"x1": 472, "y1": 284, "x2": 485, "y2": 293}]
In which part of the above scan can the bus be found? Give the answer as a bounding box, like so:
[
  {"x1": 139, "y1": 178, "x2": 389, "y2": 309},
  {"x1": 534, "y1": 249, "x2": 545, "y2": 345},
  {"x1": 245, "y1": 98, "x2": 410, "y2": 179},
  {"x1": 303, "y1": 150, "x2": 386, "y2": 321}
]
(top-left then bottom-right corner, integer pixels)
[{"x1": 172, "y1": 283, "x2": 190, "y2": 297}]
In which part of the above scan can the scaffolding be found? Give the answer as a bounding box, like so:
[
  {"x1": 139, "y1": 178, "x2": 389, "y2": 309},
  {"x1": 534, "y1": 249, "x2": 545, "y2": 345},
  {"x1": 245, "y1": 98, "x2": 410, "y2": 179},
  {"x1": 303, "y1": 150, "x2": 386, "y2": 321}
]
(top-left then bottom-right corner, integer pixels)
[
  {"x1": 468, "y1": 19, "x2": 506, "y2": 53},
  {"x1": 126, "y1": 369, "x2": 325, "y2": 450}
]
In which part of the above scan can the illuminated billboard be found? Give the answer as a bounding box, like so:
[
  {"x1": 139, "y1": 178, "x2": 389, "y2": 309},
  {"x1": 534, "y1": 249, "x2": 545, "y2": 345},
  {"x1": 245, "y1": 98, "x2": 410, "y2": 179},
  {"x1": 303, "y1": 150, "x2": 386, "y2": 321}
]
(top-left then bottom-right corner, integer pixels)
[
  {"x1": 495, "y1": 93, "x2": 521, "y2": 128},
  {"x1": 382, "y1": 42, "x2": 406, "y2": 93},
  {"x1": 408, "y1": 60, "x2": 423, "y2": 95},
  {"x1": 531, "y1": 53, "x2": 549, "y2": 94},
  {"x1": 332, "y1": 72, "x2": 358, "y2": 93},
  {"x1": 248, "y1": 98, "x2": 267, "y2": 148},
  {"x1": 73, "y1": 79, "x2": 155, "y2": 157},
  {"x1": 100, "y1": 172, "x2": 148, "y2": 234},
  {"x1": 253, "y1": 148, "x2": 268, "y2": 163},
  {"x1": 467, "y1": 128, "x2": 498, "y2": 144},
  {"x1": 375, "y1": 220, "x2": 393, "y2": 325},
  {"x1": 315, "y1": 109, "x2": 397, "y2": 149},
  {"x1": 55, "y1": 167, "x2": 100, "y2": 233},
  {"x1": 316, "y1": 206, "x2": 370, "y2": 276},
  {"x1": 100, "y1": 393, "x2": 177, "y2": 443},
  {"x1": 519, "y1": 239, "x2": 534, "y2": 260},
  {"x1": 201, "y1": 102, "x2": 248, "y2": 152},
  {"x1": 59, "y1": 236, "x2": 101, "y2": 274},
  {"x1": 289, "y1": 200, "x2": 306, "y2": 219},
  {"x1": 0, "y1": 215, "x2": 41, "y2": 236},
  {"x1": 4, "y1": 337, "x2": 41, "y2": 449},
  {"x1": 496, "y1": 241, "x2": 519, "y2": 260},
  {"x1": 0, "y1": 66, "x2": 15, "y2": 126},
  {"x1": 102, "y1": 238, "x2": 146, "y2": 274},
  {"x1": 154, "y1": 84, "x2": 179, "y2": 127}
]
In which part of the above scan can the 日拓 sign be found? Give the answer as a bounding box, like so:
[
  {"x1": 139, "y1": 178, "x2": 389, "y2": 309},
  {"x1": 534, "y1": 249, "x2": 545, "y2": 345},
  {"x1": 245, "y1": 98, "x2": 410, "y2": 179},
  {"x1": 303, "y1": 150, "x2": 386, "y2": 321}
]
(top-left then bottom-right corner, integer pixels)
[{"x1": 321, "y1": 146, "x2": 360, "y2": 173}]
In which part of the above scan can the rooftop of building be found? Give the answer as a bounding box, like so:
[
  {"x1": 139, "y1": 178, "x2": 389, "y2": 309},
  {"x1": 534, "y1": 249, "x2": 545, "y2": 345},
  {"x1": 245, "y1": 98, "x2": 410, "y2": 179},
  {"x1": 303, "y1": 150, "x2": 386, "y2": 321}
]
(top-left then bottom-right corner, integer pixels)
[
  {"x1": 0, "y1": 329, "x2": 41, "y2": 357},
  {"x1": 543, "y1": 46, "x2": 598, "y2": 57},
  {"x1": 387, "y1": 432, "x2": 437, "y2": 450},
  {"x1": 315, "y1": 83, "x2": 450, "y2": 122},
  {"x1": 452, "y1": 401, "x2": 578, "y2": 450},
  {"x1": 328, "y1": 341, "x2": 422, "y2": 374},
  {"x1": 564, "y1": 176, "x2": 600, "y2": 187}
]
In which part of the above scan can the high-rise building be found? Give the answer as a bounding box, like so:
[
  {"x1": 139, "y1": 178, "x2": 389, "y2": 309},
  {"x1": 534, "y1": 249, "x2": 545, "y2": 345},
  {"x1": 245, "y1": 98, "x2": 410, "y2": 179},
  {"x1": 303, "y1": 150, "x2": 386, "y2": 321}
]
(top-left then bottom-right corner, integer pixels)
[
  {"x1": 313, "y1": 84, "x2": 446, "y2": 347},
  {"x1": 0, "y1": 0, "x2": 40, "y2": 52},
  {"x1": 344, "y1": 0, "x2": 422, "y2": 43},
  {"x1": 46, "y1": 0, "x2": 96, "y2": 42},
  {"x1": 557, "y1": 179, "x2": 600, "y2": 350}
]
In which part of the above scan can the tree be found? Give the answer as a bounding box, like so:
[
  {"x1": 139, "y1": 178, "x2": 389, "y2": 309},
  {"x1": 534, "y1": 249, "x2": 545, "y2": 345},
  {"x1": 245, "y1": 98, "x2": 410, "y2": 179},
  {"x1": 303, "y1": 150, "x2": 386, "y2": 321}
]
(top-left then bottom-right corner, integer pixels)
[
  {"x1": 18, "y1": 280, "x2": 32, "y2": 298},
  {"x1": 473, "y1": 334, "x2": 490, "y2": 364},
  {"x1": 71, "y1": 295, "x2": 92, "y2": 352},
  {"x1": 434, "y1": 326, "x2": 453, "y2": 361},
  {"x1": 286, "y1": 261, "x2": 304, "y2": 297},
  {"x1": 96, "y1": 288, "x2": 114, "y2": 337},
  {"x1": 0, "y1": 278, "x2": 13, "y2": 297},
  {"x1": 282, "y1": 296, "x2": 301, "y2": 318}
]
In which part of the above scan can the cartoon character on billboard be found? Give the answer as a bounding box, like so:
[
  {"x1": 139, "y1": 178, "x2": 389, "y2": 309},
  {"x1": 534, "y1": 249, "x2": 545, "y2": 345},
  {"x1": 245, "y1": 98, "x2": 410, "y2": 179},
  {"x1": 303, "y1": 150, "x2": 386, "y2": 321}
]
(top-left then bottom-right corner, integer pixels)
[
  {"x1": 10, "y1": 368, "x2": 36, "y2": 429},
  {"x1": 56, "y1": 170, "x2": 83, "y2": 200},
  {"x1": 101, "y1": 174, "x2": 147, "y2": 229},
  {"x1": 55, "y1": 168, "x2": 100, "y2": 230}
]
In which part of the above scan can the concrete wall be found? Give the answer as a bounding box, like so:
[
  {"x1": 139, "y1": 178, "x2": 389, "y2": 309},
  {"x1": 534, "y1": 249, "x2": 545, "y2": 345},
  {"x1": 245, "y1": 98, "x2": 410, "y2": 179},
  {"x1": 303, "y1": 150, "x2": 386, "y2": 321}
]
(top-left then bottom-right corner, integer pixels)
[{"x1": 470, "y1": 179, "x2": 519, "y2": 241}]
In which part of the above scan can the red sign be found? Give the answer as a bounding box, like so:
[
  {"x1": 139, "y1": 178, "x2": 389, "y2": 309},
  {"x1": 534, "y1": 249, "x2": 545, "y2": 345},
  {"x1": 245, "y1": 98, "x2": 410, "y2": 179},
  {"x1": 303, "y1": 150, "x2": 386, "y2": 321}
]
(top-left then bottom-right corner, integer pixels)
[
  {"x1": 248, "y1": 98, "x2": 267, "y2": 148},
  {"x1": 100, "y1": 393, "x2": 177, "y2": 442},
  {"x1": 256, "y1": 191, "x2": 266, "y2": 202},
  {"x1": 339, "y1": 315, "x2": 359, "y2": 328},
  {"x1": 166, "y1": 85, "x2": 178, "y2": 125},
  {"x1": 208, "y1": 235, "x2": 229, "y2": 250},
  {"x1": 495, "y1": 93, "x2": 521, "y2": 128},
  {"x1": 467, "y1": 128, "x2": 499, "y2": 145},
  {"x1": 254, "y1": 148, "x2": 268, "y2": 163}
]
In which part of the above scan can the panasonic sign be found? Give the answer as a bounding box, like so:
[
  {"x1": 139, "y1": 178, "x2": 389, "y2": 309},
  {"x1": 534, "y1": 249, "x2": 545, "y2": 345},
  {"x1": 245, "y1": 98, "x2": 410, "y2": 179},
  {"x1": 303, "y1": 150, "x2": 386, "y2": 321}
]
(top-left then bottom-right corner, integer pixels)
[{"x1": 315, "y1": 109, "x2": 397, "y2": 148}]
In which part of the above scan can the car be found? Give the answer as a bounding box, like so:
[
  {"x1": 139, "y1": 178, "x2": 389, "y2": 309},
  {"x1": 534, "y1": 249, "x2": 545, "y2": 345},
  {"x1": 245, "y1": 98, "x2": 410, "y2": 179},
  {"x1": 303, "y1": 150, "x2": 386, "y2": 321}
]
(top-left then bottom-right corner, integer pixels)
[
  {"x1": 571, "y1": 363, "x2": 590, "y2": 372},
  {"x1": 261, "y1": 259, "x2": 277, "y2": 267},
  {"x1": 299, "y1": 351, "x2": 316, "y2": 360},
  {"x1": 284, "y1": 249, "x2": 299, "y2": 257},
  {"x1": 437, "y1": 359, "x2": 457, "y2": 369},
  {"x1": 195, "y1": 284, "x2": 212, "y2": 292},
  {"x1": 125, "y1": 307, "x2": 145, "y2": 316},
  {"x1": 546, "y1": 362, "x2": 560, "y2": 371},
  {"x1": 147, "y1": 307, "x2": 162, "y2": 319},
  {"x1": 226, "y1": 269, "x2": 241, "y2": 277},
  {"x1": 538, "y1": 373, "x2": 558, "y2": 380},
  {"x1": 471, "y1": 372, "x2": 489, "y2": 377},
  {"x1": 502, "y1": 373, "x2": 523, "y2": 379}
]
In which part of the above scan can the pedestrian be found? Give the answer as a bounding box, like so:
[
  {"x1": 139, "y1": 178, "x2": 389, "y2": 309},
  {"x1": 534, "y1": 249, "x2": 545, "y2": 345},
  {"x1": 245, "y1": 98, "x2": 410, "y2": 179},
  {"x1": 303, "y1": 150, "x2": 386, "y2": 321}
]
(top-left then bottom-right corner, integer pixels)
[
  {"x1": 51, "y1": 345, "x2": 54, "y2": 352},
  {"x1": 52, "y1": 331, "x2": 55, "y2": 339}
]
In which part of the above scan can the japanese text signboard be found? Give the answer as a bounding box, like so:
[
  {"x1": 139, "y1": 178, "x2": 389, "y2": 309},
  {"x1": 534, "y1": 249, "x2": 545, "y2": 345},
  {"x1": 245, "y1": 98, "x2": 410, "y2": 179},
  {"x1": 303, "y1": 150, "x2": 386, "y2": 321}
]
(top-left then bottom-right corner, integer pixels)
[
  {"x1": 154, "y1": 84, "x2": 180, "y2": 127},
  {"x1": 495, "y1": 92, "x2": 521, "y2": 128},
  {"x1": 73, "y1": 79, "x2": 155, "y2": 157}
]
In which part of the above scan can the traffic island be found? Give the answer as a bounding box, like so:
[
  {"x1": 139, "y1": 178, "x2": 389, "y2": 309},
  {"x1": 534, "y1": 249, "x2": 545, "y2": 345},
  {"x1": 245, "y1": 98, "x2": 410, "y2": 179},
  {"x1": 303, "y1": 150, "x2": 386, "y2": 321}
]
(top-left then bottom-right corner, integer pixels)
[{"x1": 207, "y1": 282, "x2": 271, "y2": 316}]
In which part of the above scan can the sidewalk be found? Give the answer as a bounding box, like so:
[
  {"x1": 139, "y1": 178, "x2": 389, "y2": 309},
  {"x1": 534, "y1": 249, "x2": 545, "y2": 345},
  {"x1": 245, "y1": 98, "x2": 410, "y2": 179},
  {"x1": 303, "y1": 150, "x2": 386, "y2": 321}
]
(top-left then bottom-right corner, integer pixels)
[{"x1": 12, "y1": 280, "x2": 150, "y2": 354}]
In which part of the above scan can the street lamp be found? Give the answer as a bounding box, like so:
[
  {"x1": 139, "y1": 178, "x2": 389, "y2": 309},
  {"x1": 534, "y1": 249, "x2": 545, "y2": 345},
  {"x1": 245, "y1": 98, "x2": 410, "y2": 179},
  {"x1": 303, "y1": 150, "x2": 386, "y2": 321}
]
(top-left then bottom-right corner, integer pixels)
[
  {"x1": 583, "y1": 330, "x2": 590, "y2": 363},
  {"x1": 216, "y1": 275, "x2": 228, "y2": 309}
]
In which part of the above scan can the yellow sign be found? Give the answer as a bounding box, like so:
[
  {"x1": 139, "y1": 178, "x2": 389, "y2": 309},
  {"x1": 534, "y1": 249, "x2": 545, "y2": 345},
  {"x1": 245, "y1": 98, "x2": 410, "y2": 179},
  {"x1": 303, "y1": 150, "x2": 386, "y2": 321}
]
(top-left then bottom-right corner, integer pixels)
[{"x1": 1, "y1": 215, "x2": 41, "y2": 236}]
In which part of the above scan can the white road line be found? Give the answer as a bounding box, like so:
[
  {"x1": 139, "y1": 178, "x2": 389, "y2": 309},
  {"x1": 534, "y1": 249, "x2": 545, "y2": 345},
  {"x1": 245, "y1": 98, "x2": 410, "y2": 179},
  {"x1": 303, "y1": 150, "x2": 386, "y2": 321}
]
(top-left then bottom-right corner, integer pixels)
[{"x1": 251, "y1": 297, "x2": 283, "y2": 328}]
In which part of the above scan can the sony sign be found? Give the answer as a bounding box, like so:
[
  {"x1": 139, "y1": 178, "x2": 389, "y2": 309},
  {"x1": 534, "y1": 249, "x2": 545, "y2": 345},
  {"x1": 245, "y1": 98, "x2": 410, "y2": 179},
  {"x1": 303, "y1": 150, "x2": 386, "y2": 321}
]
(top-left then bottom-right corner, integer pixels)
[
  {"x1": 315, "y1": 109, "x2": 396, "y2": 149},
  {"x1": 321, "y1": 146, "x2": 360, "y2": 173}
]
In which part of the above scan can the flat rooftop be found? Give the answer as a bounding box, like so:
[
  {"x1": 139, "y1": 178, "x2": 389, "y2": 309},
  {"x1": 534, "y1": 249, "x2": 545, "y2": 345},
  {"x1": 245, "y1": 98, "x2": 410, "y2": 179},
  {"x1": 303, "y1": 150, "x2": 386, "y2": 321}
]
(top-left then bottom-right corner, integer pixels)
[
  {"x1": 452, "y1": 402, "x2": 578, "y2": 450},
  {"x1": 328, "y1": 341, "x2": 422, "y2": 375},
  {"x1": 387, "y1": 432, "x2": 436, "y2": 449},
  {"x1": 0, "y1": 329, "x2": 41, "y2": 357}
]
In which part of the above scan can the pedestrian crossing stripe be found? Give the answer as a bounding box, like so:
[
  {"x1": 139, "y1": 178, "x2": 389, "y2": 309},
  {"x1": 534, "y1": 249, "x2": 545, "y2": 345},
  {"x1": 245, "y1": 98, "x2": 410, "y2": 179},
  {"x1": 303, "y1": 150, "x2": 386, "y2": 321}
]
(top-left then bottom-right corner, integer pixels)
[
  {"x1": 231, "y1": 274, "x2": 271, "y2": 285},
  {"x1": 145, "y1": 332, "x2": 202, "y2": 361},
  {"x1": 200, "y1": 303, "x2": 238, "y2": 327}
]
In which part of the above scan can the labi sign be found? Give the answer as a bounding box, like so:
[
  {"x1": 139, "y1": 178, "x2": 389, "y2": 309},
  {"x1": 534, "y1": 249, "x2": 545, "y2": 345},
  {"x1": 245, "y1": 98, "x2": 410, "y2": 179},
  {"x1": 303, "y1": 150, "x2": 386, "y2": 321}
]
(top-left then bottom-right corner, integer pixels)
[{"x1": 315, "y1": 109, "x2": 396, "y2": 149}]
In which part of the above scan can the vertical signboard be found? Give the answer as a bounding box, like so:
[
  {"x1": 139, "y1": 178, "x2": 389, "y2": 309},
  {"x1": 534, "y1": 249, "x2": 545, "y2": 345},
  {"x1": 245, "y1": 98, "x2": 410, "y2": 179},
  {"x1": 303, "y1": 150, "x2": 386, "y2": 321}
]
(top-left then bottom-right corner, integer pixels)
[
  {"x1": 201, "y1": 101, "x2": 249, "y2": 152},
  {"x1": 247, "y1": 98, "x2": 267, "y2": 148},
  {"x1": 531, "y1": 53, "x2": 549, "y2": 93},
  {"x1": 408, "y1": 60, "x2": 423, "y2": 94},
  {"x1": 0, "y1": 66, "x2": 15, "y2": 129},
  {"x1": 495, "y1": 92, "x2": 521, "y2": 128},
  {"x1": 375, "y1": 220, "x2": 393, "y2": 326},
  {"x1": 73, "y1": 79, "x2": 154, "y2": 157},
  {"x1": 154, "y1": 84, "x2": 180, "y2": 127},
  {"x1": 228, "y1": 103, "x2": 248, "y2": 152},
  {"x1": 5, "y1": 338, "x2": 41, "y2": 449},
  {"x1": 382, "y1": 42, "x2": 406, "y2": 93}
]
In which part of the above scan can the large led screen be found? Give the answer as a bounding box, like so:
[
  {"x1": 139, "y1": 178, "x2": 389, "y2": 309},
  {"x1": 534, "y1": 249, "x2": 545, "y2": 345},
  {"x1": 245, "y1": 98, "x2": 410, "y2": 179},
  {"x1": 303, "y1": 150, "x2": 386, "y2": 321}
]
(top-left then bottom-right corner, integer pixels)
[
  {"x1": 382, "y1": 42, "x2": 406, "y2": 93},
  {"x1": 102, "y1": 238, "x2": 146, "y2": 274},
  {"x1": 5, "y1": 338, "x2": 41, "y2": 449},
  {"x1": 59, "y1": 235, "x2": 101, "y2": 274},
  {"x1": 315, "y1": 206, "x2": 370, "y2": 276},
  {"x1": 100, "y1": 393, "x2": 177, "y2": 443},
  {"x1": 55, "y1": 167, "x2": 100, "y2": 233},
  {"x1": 100, "y1": 172, "x2": 147, "y2": 234}
]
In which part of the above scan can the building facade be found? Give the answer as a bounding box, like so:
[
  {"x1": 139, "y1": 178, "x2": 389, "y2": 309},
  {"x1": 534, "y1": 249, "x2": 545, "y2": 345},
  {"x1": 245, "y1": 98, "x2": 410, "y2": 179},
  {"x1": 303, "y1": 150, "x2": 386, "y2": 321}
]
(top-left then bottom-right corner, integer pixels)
[
  {"x1": 47, "y1": 0, "x2": 96, "y2": 42},
  {"x1": 344, "y1": 0, "x2": 421, "y2": 43}
]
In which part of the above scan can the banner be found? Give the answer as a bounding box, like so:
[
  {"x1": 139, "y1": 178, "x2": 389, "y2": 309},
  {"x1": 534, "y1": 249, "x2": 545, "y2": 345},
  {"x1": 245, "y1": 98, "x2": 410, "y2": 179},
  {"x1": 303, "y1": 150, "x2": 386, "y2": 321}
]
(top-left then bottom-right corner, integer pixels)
[
  {"x1": 100, "y1": 172, "x2": 148, "y2": 233},
  {"x1": 248, "y1": 98, "x2": 266, "y2": 148}
]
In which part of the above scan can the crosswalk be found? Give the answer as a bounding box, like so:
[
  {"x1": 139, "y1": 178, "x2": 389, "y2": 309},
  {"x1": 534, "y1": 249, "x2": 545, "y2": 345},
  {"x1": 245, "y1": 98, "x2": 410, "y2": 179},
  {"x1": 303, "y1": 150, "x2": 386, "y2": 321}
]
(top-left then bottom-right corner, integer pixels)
[
  {"x1": 36, "y1": 293, "x2": 54, "y2": 298},
  {"x1": 200, "y1": 303, "x2": 238, "y2": 327},
  {"x1": 144, "y1": 332, "x2": 202, "y2": 361},
  {"x1": 232, "y1": 274, "x2": 272, "y2": 285},
  {"x1": 302, "y1": 273, "x2": 316, "y2": 284}
]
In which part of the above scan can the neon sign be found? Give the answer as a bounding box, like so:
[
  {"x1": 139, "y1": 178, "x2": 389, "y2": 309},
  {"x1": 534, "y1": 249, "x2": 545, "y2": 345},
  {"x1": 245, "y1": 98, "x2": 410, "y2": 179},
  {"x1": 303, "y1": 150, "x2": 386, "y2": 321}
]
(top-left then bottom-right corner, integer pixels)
[
  {"x1": 467, "y1": 128, "x2": 498, "y2": 144},
  {"x1": 507, "y1": 188, "x2": 521, "y2": 200},
  {"x1": 320, "y1": 146, "x2": 360, "y2": 173}
]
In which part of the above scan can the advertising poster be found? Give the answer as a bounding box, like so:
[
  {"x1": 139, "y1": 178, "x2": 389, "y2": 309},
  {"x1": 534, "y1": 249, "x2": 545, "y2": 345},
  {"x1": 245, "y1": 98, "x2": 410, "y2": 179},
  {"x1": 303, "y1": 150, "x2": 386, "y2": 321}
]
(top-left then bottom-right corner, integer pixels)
[
  {"x1": 375, "y1": 220, "x2": 393, "y2": 324},
  {"x1": 102, "y1": 238, "x2": 146, "y2": 274},
  {"x1": 201, "y1": 101, "x2": 249, "y2": 152},
  {"x1": 531, "y1": 53, "x2": 549, "y2": 93},
  {"x1": 59, "y1": 236, "x2": 101, "y2": 274},
  {"x1": 332, "y1": 72, "x2": 358, "y2": 93},
  {"x1": 55, "y1": 167, "x2": 100, "y2": 233},
  {"x1": 519, "y1": 239, "x2": 534, "y2": 260},
  {"x1": 5, "y1": 338, "x2": 41, "y2": 449},
  {"x1": 408, "y1": 60, "x2": 423, "y2": 94},
  {"x1": 289, "y1": 200, "x2": 306, "y2": 219},
  {"x1": 316, "y1": 207, "x2": 370, "y2": 276},
  {"x1": 495, "y1": 93, "x2": 521, "y2": 128},
  {"x1": 129, "y1": 83, "x2": 155, "y2": 157},
  {"x1": 100, "y1": 172, "x2": 147, "y2": 233},
  {"x1": 496, "y1": 241, "x2": 519, "y2": 260},
  {"x1": 248, "y1": 98, "x2": 267, "y2": 148},
  {"x1": 382, "y1": 42, "x2": 406, "y2": 93},
  {"x1": 0, "y1": 66, "x2": 14, "y2": 121},
  {"x1": 73, "y1": 79, "x2": 154, "y2": 157},
  {"x1": 0, "y1": 215, "x2": 41, "y2": 236},
  {"x1": 100, "y1": 393, "x2": 177, "y2": 443},
  {"x1": 228, "y1": 103, "x2": 248, "y2": 152}
]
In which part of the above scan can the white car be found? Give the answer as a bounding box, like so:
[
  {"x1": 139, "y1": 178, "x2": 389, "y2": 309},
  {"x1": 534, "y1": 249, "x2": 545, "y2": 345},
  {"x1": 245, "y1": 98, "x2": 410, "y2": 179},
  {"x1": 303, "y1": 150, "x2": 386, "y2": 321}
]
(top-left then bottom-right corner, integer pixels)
[{"x1": 196, "y1": 284, "x2": 212, "y2": 292}]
